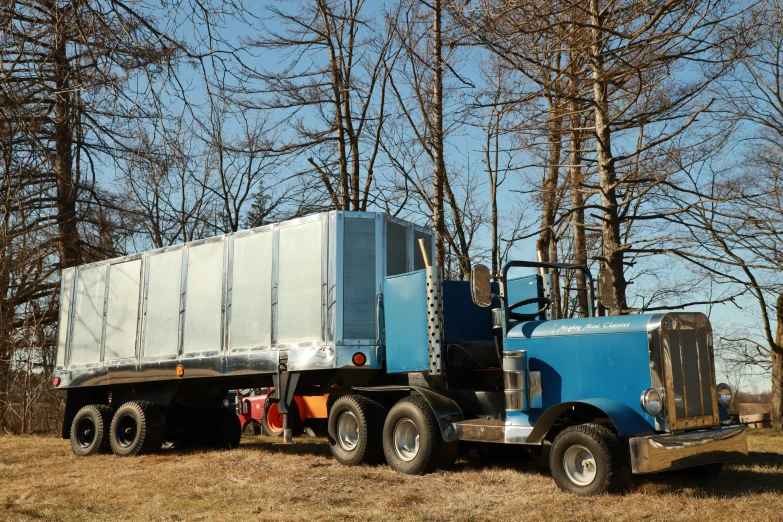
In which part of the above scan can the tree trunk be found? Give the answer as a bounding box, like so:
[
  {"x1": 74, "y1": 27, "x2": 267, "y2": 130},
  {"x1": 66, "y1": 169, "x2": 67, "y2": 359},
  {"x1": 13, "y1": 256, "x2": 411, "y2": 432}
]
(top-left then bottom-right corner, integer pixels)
[
  {"x1": 53, "y1": 8, "x2": 81, "y2": 269},
  {"x1": 568, "y1": 81, "x2": 589, "y2": 317},
  {"x1": 432, "y1": 0, "x2": 446, "y2": 267},
  {"x1": 588, "y1": 0, "x2": 626, "y2": 315},
  {"x1": 772, "y1": 294, "x2": 783, "y2": 428},
  {"x1": 538, "y1": 104, "x2": 563, "y2": 312}
]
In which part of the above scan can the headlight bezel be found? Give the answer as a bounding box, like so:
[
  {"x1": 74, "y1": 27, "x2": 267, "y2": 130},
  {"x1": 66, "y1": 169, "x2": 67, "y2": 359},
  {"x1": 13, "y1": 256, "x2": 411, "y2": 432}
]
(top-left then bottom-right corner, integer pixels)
[
  {"x1": 640, "y1": 388, "x2": 664, "y2": 416},
  {"x1": 716, "y1": 383, "x2": 732, "y2": 409}
]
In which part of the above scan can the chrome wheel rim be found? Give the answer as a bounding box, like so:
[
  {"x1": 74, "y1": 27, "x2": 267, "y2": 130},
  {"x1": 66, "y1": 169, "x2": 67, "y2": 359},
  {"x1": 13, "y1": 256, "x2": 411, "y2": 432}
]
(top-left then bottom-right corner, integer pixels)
[
  {"x1": 563, "y1": 445, "x2": 597, "y2": 486},
  {"x1": 75, "y1": 417, "x2": 96, "y2": 449},
  {"x1": 393, "y1": 418, "x2": 420, "y2": 462},
  {"x1": 337, "y1": 411, "x2": 360, "y2": 451}
]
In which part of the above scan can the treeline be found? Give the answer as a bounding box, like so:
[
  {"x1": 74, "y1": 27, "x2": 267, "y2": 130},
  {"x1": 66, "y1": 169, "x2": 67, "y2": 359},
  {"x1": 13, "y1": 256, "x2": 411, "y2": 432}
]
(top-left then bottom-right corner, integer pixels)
[{"x1": 2, "y1": 0, "x2": 783, "y2": 433}]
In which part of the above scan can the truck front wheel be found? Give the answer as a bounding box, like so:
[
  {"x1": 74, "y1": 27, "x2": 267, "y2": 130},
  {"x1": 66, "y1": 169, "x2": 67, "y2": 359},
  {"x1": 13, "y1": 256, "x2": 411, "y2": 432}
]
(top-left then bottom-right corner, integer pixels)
[
  {"x1": 328, "y1": 395, "x2": 386, "y2": 466},
  {"x1": 70, "y1": 405, "x2": 113, "y2": 456},
  {"x1": 382, "y1": 395, "x2": 458, "y2": 475},
  {"x1": 549, "y1": 423, "x2": 623, "y2": 496},
  {"x1": 109, "y1": 401, "x2": 164, "y2": 457}
]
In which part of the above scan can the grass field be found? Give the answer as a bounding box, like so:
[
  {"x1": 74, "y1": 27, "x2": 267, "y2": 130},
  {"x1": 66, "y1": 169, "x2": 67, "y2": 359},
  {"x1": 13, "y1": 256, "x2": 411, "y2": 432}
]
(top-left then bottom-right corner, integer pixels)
[{"x1": 1, "y1": 430, "x2": 782, "y2": 521}]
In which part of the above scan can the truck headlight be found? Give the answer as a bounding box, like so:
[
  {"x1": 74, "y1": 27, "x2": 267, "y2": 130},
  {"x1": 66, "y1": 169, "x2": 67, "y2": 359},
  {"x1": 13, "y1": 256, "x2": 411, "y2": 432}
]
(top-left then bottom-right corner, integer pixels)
[
  {"x1": 716, "y1": 383, "x2": 732, "y2": 408},
  {"x1": 640, "y1": 388, "x2": 663, "y2": 416}
]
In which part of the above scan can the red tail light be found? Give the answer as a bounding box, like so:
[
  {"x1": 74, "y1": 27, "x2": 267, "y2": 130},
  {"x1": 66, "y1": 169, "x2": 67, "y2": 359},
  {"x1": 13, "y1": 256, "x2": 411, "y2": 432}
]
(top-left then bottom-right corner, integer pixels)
[
  {"x1": 53, "y1": 377, "x2": 61, "y2": 387},
  {"x1": 352, "y1": 352, "x2": 367, "y2": 366}
]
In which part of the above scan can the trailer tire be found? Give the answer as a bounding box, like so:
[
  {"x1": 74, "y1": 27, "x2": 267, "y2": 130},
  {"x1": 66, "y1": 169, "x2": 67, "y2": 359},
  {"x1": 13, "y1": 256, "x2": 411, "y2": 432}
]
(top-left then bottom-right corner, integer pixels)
[
  {"x1": 261, "y1": 398, "x2": 301, "y2": 437},
  {"x1": 110, "y1": 401, "x2": 164, "y2": 457},
  {"x1": 383, "y1": 395, "x2": 458, "y2": 475},
  {"x1": 549, "y1": 423, "x2": 622, "y2": 496},
  {"x1": 212, "y1": 406, "x2": 242, "y2": 449},
  {"x1": 328, "y1": 395, "x2": 386, "y2": 466},
  {"x1": 70, "y1": 405, "x2": 113, "y2": 456}
]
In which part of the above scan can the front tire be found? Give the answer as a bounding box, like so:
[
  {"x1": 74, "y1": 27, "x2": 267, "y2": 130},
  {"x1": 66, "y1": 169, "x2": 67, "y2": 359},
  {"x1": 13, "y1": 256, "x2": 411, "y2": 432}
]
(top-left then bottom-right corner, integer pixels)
[
  {"x1": 109, "y1": 401, "x2": 164, "y2": 457},
  {"x1": 327, "y1": 395, "x2": 386, "y2": 466},
  {"x1": 382, "y1": 395, "x2": 458, "y2": 475},
  {"x1": 70, "y1": 405, "x2": 113, "y2": 456},
  {"x1": 549, "y1": 423, "x2": 623, "y2": 496}
]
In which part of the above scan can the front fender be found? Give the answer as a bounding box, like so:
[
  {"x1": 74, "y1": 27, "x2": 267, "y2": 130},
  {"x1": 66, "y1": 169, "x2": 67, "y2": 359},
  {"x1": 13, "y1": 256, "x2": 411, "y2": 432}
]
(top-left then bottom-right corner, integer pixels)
[{"x1": 526, "y1": 398, "x2": 653, "y2": 443}]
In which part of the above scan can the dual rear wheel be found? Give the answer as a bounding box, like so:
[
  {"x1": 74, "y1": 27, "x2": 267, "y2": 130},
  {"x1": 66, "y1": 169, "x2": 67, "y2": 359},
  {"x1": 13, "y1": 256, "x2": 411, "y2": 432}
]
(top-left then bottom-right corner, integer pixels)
[
  {"x1": 70, "y1": 401, "x2": 241, "y2": 457},
  {"x1": 327, "y1": 394, "x2": 459, "y2": 474}
]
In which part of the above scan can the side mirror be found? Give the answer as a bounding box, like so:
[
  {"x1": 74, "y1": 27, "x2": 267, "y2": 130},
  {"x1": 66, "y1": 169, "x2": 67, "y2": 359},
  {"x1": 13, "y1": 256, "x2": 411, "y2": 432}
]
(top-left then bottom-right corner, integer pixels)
[{"x1": 470, "y1": 264, "x2": 493, "y2": 308}]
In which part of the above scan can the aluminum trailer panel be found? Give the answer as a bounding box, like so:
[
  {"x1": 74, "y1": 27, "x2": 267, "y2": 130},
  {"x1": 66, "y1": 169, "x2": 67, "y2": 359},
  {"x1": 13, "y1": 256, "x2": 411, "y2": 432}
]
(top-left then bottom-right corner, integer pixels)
[{"x1": 53, "y1": 211, "x2": 433, "y2": 388}]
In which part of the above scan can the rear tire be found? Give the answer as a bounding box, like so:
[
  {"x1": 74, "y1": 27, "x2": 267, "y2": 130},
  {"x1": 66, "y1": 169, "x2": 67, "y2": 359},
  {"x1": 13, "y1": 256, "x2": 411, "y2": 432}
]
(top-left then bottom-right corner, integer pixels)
[
  {"x1": 212, "y1": 406, "x2": 242, "y2": 449},
  {"x1": 549, "y1": 423, "x2": 622, "y2": 496},
  {"x1": 110, "y1": 401, "x2": 164, "y2": 457},
  {"x1": 382, "y1": 395, "x2": 458, "y2": 475},
  {"x1": 261, "y1": 398, "x2": 301, "y2": 437},
  {"x1": 328, "y1": 395, "x2": 386, "y2": 466},
  {"x1": 70, "y1": 405, "x2": 113, "y2": 456}
]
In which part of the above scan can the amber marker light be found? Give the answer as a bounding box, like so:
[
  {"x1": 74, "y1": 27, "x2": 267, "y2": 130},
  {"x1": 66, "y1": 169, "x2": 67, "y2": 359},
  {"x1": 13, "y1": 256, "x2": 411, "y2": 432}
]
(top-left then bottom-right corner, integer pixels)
[
  {"x1": 176, "y1": 364, "x2": 185, "y2": 377},
  {"x1": 352, "y1": 352, "x2": 367, "y2": 366},
  {"x1": 53, "y1": 377, "x2": 61, "y2": 387}
]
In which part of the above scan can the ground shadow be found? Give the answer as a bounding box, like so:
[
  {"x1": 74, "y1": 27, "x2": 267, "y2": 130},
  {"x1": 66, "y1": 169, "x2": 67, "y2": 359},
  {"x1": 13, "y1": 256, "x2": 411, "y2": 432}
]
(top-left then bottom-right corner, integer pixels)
[
  {"x1": 172, "y1": 436, "x2": 783, "y2": 497},
  {"x1": 633, "y1": 451, "x2": 783, "y2": 497},
  {"x1": 240, "y1": 437, "x2": 332, "y2": 457}
]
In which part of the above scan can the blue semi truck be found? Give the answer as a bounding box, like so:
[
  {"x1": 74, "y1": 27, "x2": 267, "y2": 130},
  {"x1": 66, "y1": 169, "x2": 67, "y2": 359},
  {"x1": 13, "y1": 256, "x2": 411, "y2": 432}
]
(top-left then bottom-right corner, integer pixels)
[{"x1": 54, "y1": 211, "x2": 746, "y2": 495}]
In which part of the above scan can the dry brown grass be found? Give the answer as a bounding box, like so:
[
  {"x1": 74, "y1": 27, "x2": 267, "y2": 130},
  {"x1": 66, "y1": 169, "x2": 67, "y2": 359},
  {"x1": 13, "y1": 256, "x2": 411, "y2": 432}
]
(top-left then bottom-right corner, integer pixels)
[{"x1": 1, "y1": 431, "x2": 782, "y2": 521}]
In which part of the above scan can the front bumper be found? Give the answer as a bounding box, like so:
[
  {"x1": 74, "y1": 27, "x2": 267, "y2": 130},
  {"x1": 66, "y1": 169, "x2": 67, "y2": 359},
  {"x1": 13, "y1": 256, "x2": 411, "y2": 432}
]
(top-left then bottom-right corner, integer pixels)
[{"x1": 629, "y1": 425, "x2": 747, "y2": 474}]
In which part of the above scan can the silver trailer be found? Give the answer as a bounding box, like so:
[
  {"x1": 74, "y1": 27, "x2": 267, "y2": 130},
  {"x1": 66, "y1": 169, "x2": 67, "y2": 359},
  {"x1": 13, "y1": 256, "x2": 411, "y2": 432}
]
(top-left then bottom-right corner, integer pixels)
[{"x1": 54, "y1": 211, "x2": 433, "y2": 389}]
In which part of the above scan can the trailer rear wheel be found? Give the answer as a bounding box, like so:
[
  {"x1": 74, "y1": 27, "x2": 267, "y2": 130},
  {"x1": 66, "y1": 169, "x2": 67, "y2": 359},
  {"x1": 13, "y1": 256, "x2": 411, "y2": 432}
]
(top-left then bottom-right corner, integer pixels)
[
  {"x1": 382, "y1": 395, "x2": 458, "y2": 475},
  {"x1": 549, "y1": 423, "x2": 621, "y2": 496},
  {"x1": 212, "y1": 406, "x2": 242, "y2": 449},
  {"x1": 261, "y1": 398, "x2": 301, "y2": 437},
  {"x1": 70, "y1": 405, "x2": 113, "y2": 456},
  {"x1": 328, "y1": 395, "x2": 386, "y2": 466},
  {"x1": 110, "y1": 401, "x2": 164, "y2": 457}
]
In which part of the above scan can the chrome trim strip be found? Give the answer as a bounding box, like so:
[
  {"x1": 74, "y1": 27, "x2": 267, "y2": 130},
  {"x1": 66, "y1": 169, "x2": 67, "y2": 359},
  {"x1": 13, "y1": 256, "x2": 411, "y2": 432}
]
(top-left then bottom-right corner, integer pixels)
[
  {"x1": 629, "y1": 425, "x2": 747, "y2": 474},
  {"x1": 53, "y1": 344, "x2": 381, "y2": 389},
  {"x1": 452, "y1": 419, "x2": 539, "y2": 445}
]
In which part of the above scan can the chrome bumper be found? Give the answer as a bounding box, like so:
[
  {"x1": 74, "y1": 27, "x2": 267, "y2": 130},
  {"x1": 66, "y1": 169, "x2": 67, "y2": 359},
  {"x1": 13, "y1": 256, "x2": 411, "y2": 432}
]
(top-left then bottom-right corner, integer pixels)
[{"x1": 629, "y1": 425, "x2": 747, "y2": 474}]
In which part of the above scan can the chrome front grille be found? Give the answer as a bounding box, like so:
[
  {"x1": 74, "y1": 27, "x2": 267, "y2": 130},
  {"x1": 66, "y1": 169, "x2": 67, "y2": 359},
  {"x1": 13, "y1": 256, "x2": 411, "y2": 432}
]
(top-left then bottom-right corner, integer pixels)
[{"x1": 649, "y1": 313, "x2": 719, "y2": 431}]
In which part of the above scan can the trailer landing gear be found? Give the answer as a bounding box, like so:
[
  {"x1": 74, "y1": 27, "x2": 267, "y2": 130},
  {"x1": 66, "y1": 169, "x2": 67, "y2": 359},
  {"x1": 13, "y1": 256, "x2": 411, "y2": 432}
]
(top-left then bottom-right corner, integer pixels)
[{"x1": 262, "y1": 398, "x2": 301, "y2": 437}]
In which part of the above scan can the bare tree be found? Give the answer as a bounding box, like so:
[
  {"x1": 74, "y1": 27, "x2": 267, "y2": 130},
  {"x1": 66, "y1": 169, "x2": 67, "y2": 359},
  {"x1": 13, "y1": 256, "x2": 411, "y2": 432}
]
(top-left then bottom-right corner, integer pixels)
[{"x1": 245, "y1": 0, "x2": 395, "y2": 212}]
